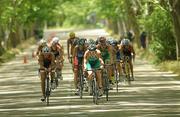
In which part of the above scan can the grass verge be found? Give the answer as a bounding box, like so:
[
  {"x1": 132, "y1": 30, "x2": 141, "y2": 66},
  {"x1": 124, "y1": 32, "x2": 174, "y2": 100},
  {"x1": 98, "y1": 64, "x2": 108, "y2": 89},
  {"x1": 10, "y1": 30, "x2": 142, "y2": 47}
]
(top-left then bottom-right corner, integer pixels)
[
  {"x1": 0, "y1": 37, "x2": 36, "y2": 63},
  {"x1": 137, "y1": 48, "x2": 180, "y2": 76}
]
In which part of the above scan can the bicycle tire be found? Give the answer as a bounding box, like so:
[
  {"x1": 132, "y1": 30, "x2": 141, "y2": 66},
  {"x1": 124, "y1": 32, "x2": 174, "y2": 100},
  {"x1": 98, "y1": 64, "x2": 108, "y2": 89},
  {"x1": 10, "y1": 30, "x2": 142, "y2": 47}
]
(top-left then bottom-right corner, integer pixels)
[
  {"x1": 114, "y1": 67, "x2": 119, "y2": 92},
  {"x1": 94, "y1": 78, "x2": 98, "y2": 104},
  {"x1": 125, "y1": 60, "x2": 131, "y2": 85},
  {"x1": 79, "y1": 68, "x2": 83, "y2": 99},
  {"x1": 103, "y1": 69, "x2": 109, "y2": 101},
  {"x1": 46, "y1": 77, "x2": 50, "y2": 106},
  {"x1": 105, "y1": 76, "x2": 109, "y2": 101}
]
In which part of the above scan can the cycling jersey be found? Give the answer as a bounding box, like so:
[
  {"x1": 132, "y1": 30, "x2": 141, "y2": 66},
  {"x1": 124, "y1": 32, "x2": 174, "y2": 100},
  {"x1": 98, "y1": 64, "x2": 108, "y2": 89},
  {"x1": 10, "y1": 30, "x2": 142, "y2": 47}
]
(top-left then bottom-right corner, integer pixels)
[
  {"x1": 44, "y1": 57, "x2": 52, "y2": 68},
  {"x1": 39, "y1": 53, "x2": 55, "y2": 70},
  {"x1": 122, "y1": 47, "x2": 132, "y2": 56},
  {"x1": 116, "y1": 51, "x2": 121, "y2": 60},
  {"x1": 52, "y1": 49, "x2": 60, "y2": 58},
  {"x1": 86, "y1": 56, "x2": 101, "y2": 70},
  {"x1": 99, "y1": 47, "x2": 110, "y2": 63},
  {"x1": 77, "y1": 48, "x2": 84, "y2": 64},
  {"x1": 69, "y1": 37, "x2": 79, "y2": 46}
]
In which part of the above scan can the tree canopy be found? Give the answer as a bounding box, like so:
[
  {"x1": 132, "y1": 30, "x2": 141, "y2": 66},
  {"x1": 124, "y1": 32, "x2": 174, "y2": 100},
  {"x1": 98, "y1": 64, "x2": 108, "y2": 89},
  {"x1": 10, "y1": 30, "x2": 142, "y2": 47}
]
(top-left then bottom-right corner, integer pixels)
[{"x1": 0, "y1": 0, "x2": 179, "y2": 61}]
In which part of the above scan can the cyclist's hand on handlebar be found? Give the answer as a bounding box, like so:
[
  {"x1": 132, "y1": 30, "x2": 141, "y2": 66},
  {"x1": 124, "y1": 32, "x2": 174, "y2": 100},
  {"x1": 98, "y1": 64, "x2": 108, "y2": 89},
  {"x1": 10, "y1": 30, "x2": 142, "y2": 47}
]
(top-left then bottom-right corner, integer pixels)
[{"x1": 100, "y1": 65, "x2": 104, "y2": 69}]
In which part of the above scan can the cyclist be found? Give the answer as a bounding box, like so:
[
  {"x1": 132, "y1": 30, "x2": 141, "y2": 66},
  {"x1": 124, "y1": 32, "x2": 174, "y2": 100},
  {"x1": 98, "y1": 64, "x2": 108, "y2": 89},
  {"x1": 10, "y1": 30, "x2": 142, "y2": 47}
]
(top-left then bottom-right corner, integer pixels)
[
  {"x1": 67, "y1": 32, "x2": 79, "y2": 64},
  {"x1": 39, "y1": 46, "x2": 55, "y2": 101},
  {"x1": 35, "y1": 39, "x2": 47, "y2": 58},
  {"x1": 84, "y1": 43, "x2": 104, "y2": 96},
  {"x1": 110, "y1": 39, "x2": 123, "y2": 78},
  {"x1": 73, "y1": 38, "x2": 87, "y2": 95},
  {"x1": 120, "y1": 39, "x2": 135, "y2": 80},
  {"x1": 96, "y1": 36, "x2": 114, "y2": 89},
  {"x1": 50, "y1": 37, "x2": 64, "y2": 80}
]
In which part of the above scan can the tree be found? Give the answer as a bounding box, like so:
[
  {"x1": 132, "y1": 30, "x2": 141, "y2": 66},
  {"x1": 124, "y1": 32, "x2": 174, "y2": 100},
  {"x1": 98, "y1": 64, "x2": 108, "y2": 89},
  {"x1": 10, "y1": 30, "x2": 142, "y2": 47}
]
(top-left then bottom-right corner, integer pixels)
[{"x1": 168, "y1": 0, "x2": 180, "y2": 60}]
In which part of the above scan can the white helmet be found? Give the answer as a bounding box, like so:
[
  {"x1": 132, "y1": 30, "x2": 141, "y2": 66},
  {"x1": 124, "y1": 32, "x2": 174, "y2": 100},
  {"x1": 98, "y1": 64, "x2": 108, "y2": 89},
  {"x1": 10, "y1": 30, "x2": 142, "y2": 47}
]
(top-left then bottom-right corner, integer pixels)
[
  {"x1": 121, "y1": 39, "x2": 130, "y2": 46},
  {"x1": 52, "y1": 37, "x2": 60, "y2": 45},
  {"x1": 39, "y1": 39, "x2": 47, "y2": 46}
]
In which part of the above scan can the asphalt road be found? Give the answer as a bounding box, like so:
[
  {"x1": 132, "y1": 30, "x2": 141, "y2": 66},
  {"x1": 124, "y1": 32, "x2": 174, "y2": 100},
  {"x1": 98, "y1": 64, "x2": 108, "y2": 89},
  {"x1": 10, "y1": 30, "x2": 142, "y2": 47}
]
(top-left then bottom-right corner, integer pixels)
[{"x1": 0, "y1": 29, "x2": 179, "y2": 117}]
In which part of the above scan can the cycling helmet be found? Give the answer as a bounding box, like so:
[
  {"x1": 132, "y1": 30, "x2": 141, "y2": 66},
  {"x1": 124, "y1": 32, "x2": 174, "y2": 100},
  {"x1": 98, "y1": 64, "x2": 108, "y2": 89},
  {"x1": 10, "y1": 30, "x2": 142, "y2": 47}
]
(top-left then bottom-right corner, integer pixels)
[
  {"x1": 111, "y1": 39, "x2": 118, "y2": 46},
  {"x1": 78, "y1": 38, "x2": 86, "y2": 46},
  {"x1": 88, "y1": 39, "x2": 96, "y2": 45},
  {"x1": 69, "y1": 32, "x2": 75, "y2": 38},
  {"x1": 52, "y1": 37, "x2": 59, "y2": 45},
  {"x1": 39, "y1": 39, "x2": 47, "y2": 46},
  {"x1": 121, "y1": 39, "x2": 130, "y2": 46},
  {"x1": 107, "y1": 38, "x2": 114, "y2": 45},
  {"x1": 88, "y1": 44, "x2": 96, "y2": 51},
  {"x1": 42, "y1": 46, "x2": 51, "y2": 53}
]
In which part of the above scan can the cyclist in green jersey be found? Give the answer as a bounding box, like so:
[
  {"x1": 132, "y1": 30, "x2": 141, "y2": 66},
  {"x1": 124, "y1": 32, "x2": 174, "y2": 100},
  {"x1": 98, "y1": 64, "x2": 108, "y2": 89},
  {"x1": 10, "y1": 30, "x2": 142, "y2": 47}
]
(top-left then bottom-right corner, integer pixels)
[
  {"x1": 96, "y1": 36, "x2": 114, "y2": 89},
  {"x1": 84, "y1": 42, "x2": 104, "y2": 96}
]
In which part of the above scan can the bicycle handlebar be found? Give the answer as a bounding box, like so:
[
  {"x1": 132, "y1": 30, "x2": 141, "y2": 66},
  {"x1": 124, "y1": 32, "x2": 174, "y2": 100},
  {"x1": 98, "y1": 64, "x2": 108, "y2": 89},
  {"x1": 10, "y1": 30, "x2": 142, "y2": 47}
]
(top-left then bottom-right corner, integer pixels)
[{"x1": 86, "y1": 68, "x2": 102, "y2": 72}]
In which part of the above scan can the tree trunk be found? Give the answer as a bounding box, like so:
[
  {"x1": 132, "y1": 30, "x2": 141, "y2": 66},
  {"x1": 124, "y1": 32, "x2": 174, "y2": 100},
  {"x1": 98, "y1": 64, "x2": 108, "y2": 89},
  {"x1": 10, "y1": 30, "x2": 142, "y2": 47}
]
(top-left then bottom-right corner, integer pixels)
[
  {"x1": 169, "y1": 0, "x2": 180, "y2": 60},
  {"x1": 112, "y1": 19, "x2": 119, "y2": 34},
  {"x1": 125, "y1": 0, "x2": 141, "y2": 47},
  {"x1": 0, "y1": 26, "x2": 5, "y2": 55},
  {"x1": 117, "y1": 19, "x2": 126, "y2": 37}
]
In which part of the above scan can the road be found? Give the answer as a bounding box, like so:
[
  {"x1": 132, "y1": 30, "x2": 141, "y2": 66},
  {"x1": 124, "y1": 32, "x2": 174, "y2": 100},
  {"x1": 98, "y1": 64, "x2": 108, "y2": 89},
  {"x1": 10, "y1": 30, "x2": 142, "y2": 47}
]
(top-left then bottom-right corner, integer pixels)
[{"x1": 0, "y1": 29, "x2": 180, "y2": 117}]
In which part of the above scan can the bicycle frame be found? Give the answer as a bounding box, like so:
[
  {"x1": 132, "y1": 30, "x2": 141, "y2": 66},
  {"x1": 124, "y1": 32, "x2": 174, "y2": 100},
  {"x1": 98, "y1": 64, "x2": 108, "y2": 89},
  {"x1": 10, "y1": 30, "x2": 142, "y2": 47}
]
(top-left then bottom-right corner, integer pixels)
[
  {"x1": 77, "y1": 63, "x2": 84, "y2": 99},
  {"x1": 113, "y1": 60, "x2": 121, "y2": 92},
  {"x1": 102, "y1": 64, "x2": 112, "y2": 101},
  {"x1": 86, "y1": 68, "x2": 101, "y2": 104},
  {"x1": 123, "y1": 56, "x2": 131, "y2": 85}
]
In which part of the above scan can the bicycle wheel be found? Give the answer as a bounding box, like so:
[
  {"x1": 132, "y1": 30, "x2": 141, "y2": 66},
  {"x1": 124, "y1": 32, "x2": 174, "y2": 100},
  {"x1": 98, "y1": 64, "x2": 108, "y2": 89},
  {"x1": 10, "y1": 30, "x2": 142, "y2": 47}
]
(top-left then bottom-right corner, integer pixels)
[
  {"x1": 55, "y1": 71, "x2": 59, "y2": 88},
  {"x1": 79, "y1": 68, "x2": 83, "y2": 99},
  {"x1": 103, "y1": 70, "x2": 109, "y2": 101},
  {"x1": 92, "y1": 79, "x2": 95, "y2": 103},
  {"x1": 114, "y1": 66, "x2": 119, "y2": 92},
  {"x1": 45, "y1": 77, "x2": 50, "y2": 106},
  {"x1": 94, "y1": 78, "x2": 99, "y2": 104},
  {"x1": 125, "y1": 62, "x2": 131, "y2": 85}
]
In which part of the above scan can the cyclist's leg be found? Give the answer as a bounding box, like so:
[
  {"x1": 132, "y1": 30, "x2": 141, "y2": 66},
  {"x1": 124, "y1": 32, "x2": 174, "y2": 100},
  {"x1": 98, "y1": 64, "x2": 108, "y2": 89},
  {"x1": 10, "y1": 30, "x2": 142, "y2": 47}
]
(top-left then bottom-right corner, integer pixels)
[
  {"x1": 40, "y1": 70, "x2": 46, "y2": 100},
  {"x1": 93, "y1": 60, "x2": 103, "y2": 96},
  {"x1": 50, "y1": 69, "x2": 55, "y2": 81},
  {"x1": 56, "y1": 57, "x2": 63, "y2": 79},
  {"x1": 74, "y1": 57, "x2": 79, "y2": 93},
  {"x1": 117, "y1": 61, "x2": 122, "y2": 76},
  {"x1": 86, "y1": 62, "x2": 93, "y2": 95},
  {"x1": 129, "y1": 57, "x2": 134, "y2": 80},
  {"x1": 96, "y1": 70, "x2": 103, "y2": 96}
]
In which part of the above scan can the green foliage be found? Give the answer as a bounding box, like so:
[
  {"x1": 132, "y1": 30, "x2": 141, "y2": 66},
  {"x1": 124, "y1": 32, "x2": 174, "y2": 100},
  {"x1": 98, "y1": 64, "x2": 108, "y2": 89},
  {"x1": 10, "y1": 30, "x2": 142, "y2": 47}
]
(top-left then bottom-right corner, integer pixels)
[{"x1": 144, "y1": 7, "x2": 176, "y2": 61}]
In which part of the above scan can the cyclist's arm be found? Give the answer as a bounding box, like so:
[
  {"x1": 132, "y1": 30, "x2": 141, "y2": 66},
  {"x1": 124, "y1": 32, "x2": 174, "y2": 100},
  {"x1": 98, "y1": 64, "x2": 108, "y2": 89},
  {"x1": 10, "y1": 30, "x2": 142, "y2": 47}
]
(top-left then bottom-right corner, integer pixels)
[
  {"x1": 50, "y1": 53, "x2": 56, "y2": 70},
  {"x1": 131, "y1": 46, "x2": 136, "y2": 59},
  {"x1": 61, "y1": 44, "x2": 65, "y2": 60},
  {"x1": 83, "y1": 50, "x2": 88, "y2": 69},
  {"x1": 72, "y1": 46, "x2": 78, "y2": 58},
  {"x1": 35, "y1": 46, "x2": 41, "y2": 56},
  {"x1": 39, "y1": 55, "x2": 46, "y2": 70},
  {"x1": 97, "y1": 49, "x2": 104, "y2": 65},
  {"x1": 67, "y1": 39, "x2": 70, "y2": 58},
  {"x1": 57, "y1": 45, "x2": 64, "y2": 61},
  {"x1": 108, "y1": 45, "x2": 114, "y2": 64}
]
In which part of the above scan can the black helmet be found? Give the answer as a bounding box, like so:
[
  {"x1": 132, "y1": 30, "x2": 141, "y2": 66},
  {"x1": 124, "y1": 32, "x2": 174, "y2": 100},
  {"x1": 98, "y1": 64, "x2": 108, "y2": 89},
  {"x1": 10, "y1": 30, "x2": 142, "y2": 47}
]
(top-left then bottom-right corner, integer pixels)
[
  {"x1": 88, "y1": 39, "x2": 96, "y2": 45},
  {"x1": 88, "y1": 44, "x2": 96, "y2": 51},
  {"x1": 111, "y1": 39, "x2": 118, "y2": 46},
  {"x1": 78, "y1": 38, "x2": 86, "y2": 46}
]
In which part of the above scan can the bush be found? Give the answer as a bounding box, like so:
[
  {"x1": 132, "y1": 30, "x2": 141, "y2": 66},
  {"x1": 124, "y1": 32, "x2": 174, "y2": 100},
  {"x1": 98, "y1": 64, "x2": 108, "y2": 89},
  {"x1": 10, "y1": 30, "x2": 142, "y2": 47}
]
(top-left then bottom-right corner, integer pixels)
[{"x1": 145, "y1": 7, "x2": 176, "y2": 62}]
